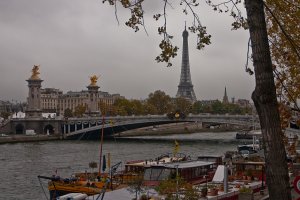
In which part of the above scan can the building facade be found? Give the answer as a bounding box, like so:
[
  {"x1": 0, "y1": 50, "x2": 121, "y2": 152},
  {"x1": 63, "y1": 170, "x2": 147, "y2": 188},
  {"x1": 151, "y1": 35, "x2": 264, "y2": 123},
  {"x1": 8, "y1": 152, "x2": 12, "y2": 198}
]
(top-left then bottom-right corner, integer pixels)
[
  {"x1": 40, "y1": 88, "x2": 123, "y2": 116},
  {"x1": 236, "y1": 99, "x2": 251, "y2": 108},
  {"x1": 0, "y1": 100, "x2": 12, "y2": 113},
  {"x1": 40, "y1": 88, "x2": 63, "y2": 113}
]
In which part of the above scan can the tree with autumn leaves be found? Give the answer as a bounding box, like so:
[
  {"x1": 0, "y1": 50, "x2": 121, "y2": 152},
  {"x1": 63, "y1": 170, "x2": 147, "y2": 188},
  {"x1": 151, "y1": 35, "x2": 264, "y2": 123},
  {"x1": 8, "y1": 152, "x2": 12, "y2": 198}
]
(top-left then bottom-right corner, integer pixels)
[
  {"x1": 101, "y1": 1, "x2": 299, "y2": 198},
  {"x1": 111, "y1": 90, "x2": 247, "y2": 116},
  {"x1": 265, "y1": 0, "x2": 300, "y2": 128},
  {"x1": 245, "y1": 1, "x2": 290, "y2": 198}
]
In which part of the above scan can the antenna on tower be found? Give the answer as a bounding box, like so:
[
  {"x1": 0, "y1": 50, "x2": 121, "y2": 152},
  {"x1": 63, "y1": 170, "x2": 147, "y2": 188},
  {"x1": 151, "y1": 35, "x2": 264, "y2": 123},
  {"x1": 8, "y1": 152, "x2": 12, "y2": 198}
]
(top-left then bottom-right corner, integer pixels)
[{"x1": 184, "y1": 21, "x2": 186, "y2": 30}]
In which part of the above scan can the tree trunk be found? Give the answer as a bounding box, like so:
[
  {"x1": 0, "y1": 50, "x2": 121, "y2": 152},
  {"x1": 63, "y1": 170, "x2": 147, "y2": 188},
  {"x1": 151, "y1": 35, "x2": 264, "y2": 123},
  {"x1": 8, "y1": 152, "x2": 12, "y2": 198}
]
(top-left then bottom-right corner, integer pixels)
[{"x1": 245, "y1": 0, "x2": 291, "y2": 199}]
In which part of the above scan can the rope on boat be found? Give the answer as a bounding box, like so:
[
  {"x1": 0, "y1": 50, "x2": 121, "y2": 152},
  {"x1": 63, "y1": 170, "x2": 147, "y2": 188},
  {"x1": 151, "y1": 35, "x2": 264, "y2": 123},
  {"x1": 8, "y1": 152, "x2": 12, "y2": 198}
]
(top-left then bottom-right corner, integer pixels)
[
  {"x1": 77, "y1": 132, "x2": 86, "y2": 141},
  {"x1": 37, "y1": 176, "x2": 49, "y2": 200},
  {"x1": 95, "y1": 178, "x2": 111, "y2": 200}
]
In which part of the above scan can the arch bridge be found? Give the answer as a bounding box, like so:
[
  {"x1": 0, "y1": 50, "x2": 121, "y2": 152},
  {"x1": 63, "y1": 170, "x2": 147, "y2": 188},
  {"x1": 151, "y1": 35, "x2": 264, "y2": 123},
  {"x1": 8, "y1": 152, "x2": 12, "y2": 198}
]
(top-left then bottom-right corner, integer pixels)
[{"x1": 63, "y1": 114, "x2": 259, "y2": 139}]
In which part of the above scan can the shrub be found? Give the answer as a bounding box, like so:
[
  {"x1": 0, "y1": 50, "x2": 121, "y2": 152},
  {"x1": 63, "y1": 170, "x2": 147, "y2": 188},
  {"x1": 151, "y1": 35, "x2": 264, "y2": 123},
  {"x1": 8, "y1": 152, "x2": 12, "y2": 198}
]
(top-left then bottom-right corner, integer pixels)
[{"x1": 239, "y1": 186, "x2": 253, "y2": 193}]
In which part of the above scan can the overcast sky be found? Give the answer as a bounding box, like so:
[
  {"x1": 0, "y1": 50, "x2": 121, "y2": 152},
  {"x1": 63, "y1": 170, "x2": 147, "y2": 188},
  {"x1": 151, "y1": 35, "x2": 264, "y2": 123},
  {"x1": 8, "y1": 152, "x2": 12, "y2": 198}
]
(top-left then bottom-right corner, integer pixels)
[{"x1": 0, "y1": 0, "x2": 255, "y2": 102}]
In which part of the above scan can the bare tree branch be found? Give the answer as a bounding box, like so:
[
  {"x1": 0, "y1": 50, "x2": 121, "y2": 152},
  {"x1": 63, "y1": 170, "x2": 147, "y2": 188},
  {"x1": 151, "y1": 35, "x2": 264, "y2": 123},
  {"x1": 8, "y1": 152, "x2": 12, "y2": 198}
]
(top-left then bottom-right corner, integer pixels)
[
  {"x1": 245, "y1": 37, "x2": 253, "y2": 75},
  {"x1": 273, "y1": 68, "x2": 300, "y2": 111},
  {"x1": 114, "y1": 0, "x2": 120, "y2": 25}
]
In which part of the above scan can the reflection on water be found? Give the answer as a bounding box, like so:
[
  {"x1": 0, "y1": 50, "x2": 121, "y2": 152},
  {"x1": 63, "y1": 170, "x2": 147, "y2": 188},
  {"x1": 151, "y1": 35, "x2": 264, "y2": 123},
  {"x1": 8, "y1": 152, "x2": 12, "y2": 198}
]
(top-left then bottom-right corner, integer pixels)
[{"x1": 0, "y1": 131, "x2": 239, "y2": 200}]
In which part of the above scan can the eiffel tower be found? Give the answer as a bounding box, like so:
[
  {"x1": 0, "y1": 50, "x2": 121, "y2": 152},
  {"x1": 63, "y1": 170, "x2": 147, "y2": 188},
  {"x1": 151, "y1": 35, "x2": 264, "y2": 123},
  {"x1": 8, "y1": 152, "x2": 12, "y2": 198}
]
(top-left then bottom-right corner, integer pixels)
[{"x1": 176, "y1": 25, "x2": 197, "y2": 102}]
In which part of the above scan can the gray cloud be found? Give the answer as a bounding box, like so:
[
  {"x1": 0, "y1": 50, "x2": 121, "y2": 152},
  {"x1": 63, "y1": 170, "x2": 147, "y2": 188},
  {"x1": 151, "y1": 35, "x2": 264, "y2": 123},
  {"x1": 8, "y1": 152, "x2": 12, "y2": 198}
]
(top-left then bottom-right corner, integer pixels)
[{"x1": 0, "y1": 0, "x2": 254, "y2": 102}]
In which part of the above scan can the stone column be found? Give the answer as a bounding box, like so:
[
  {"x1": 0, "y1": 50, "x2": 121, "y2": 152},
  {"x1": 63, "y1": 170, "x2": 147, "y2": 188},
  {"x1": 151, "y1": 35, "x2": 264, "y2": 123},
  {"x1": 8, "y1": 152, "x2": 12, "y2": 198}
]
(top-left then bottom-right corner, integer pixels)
[
  {"x1": 63, "y1": 124, "x2": 66, "y2": 134},
  {"x1": 25, "y1": 65, "x2": 43, "y2": 118},
  {"x1": 86, "y1": 75, "x2": 101, "y2": 117},
  {"x1": 68, "y1": 124, "x2": 70, "y2": 133}
]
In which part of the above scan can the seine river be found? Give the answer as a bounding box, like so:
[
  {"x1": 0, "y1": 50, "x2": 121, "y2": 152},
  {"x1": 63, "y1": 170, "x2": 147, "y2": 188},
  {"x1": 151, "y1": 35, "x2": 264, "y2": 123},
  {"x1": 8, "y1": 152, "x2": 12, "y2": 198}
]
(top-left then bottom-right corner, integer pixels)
[{"x1": 0, "y1": 131, "x2": 241, "y2": 200}]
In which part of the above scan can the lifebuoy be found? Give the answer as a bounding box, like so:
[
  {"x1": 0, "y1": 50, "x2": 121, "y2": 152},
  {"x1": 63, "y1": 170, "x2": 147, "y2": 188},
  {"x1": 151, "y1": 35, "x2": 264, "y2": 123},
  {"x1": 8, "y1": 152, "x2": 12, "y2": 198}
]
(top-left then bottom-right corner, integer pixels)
[{"x1": 293, "y1": 176, "x2": 300, "y2": 194}]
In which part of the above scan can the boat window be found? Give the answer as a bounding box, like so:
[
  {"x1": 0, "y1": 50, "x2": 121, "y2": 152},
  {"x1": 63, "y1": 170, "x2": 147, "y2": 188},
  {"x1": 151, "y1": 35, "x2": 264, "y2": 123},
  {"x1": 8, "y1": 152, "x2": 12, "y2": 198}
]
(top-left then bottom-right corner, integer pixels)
[
  {"x1": 194, "y1": 166, "x2": 206, "y2": 177},
  {"x1": 144, "y1": 168, "x2": 171, "y2": 181},
  {"x1": 200, "y1": 167, "x2": 208, "y2": 176},
  {"x1": 144, "y1": 169, "x2": 151, "y2": 180},
  {"x1": 159, "y1": 169, "x2": 171, "y2": 180},
  {"x1": 255, "y1": 165, "x2": 263, "y2": 170},
  {"x1": 240, "y1": 150, "x2": 250, "y2": 155},
  {"x1": 151, "y1": 169, "x2": 162, "y2": 180}
]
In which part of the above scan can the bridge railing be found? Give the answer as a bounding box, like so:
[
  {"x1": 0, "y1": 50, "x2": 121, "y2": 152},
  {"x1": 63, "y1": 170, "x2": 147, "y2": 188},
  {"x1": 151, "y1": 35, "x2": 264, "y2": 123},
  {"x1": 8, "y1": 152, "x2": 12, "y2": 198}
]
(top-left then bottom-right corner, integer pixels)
[{"x1": 65, "y1": 114, "x2": 257, "y2": 120}]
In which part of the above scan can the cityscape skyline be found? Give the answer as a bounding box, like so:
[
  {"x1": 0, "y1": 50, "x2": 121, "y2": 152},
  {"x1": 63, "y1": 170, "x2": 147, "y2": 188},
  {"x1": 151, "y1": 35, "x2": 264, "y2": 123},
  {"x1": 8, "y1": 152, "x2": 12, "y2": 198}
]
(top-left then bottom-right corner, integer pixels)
[{"x1": 0, "y1": 0, "x2": 255, "y2": 102}]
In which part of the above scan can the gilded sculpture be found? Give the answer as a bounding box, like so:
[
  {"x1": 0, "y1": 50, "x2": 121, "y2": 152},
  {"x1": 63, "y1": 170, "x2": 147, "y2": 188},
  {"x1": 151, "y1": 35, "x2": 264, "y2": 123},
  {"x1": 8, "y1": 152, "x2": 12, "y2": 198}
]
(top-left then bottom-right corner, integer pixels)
[
  {"x1": 89, "y1": 75, "x2": 99, "y2": 86},
  {"x1": 30, "y1": 65, "x2": 40, "y2": 79}
]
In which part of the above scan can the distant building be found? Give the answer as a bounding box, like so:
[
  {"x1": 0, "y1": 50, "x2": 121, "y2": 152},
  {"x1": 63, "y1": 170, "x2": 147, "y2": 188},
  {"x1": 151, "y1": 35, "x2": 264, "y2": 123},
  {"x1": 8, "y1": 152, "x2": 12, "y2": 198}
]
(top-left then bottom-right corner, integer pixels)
[
  {"x1": 200, "y1": 100, "x2": 219, "y2": 106},
  {"x1": 41, "y1": 88, "x2": 63, "y2": 113},
  {"x1": 0, "y1": 100, "x2": 12, "y2": 113},
  {"x1": 222, "y1": 87, "x2": 229, "y2": 104},
  {"x1": 236, "y1": 99, "x2": 251, "y2": 108},
  {"x1": 40, "y1": 88, "x2": 124, "y2": 116},
  {"x1": 0, "y1": 100, "x2": 26, "y2": 114},
  {"x1": 58, "y1": 90, "x2": 89, "y2": 115},
  {"x1": 231, "y1": 97, "x2": 235, "y2": 104}
]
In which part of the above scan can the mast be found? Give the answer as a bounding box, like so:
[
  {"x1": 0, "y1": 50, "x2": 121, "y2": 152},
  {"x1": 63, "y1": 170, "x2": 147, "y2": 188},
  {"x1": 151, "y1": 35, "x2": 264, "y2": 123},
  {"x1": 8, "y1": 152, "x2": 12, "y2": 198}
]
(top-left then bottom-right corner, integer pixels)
[{"x1": 99, "y1": 115, "x2": 105, "y2": 176}]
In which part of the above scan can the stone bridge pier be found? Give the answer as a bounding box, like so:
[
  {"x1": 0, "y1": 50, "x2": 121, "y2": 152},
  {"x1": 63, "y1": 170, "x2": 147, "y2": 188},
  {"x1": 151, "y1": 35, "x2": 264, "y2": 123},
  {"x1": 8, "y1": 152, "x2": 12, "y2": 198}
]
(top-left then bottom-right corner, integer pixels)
[{"x1": 10, "y1": 119, "x2": 62, "y2": 136}]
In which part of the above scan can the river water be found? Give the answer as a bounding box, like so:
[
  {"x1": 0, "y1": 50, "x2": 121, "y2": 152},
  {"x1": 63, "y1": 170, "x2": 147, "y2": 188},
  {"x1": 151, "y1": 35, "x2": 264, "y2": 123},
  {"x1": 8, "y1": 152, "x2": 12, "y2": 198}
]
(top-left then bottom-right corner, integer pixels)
[{"x1": 0, "y1": 131, "x2": 243, "y2": 200}]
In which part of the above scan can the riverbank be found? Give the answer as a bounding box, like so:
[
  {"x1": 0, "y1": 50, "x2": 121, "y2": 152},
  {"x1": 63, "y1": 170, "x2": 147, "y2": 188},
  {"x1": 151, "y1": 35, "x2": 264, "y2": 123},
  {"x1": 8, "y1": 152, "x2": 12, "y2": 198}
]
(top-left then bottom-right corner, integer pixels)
[{"x1": 0, "y1": 134, "x2": 60, "y2": 144}]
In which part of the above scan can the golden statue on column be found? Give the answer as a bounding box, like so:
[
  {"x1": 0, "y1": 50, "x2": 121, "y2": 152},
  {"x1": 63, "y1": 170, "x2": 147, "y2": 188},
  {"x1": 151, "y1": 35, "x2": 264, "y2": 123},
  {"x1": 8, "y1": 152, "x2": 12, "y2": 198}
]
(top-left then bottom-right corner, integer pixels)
[
  {"x1": 30, "y1": 65, "x2": 40, "y2": 80},
  {"x1": 89, "y1": 75, "x2": 99, "y2": 86}
]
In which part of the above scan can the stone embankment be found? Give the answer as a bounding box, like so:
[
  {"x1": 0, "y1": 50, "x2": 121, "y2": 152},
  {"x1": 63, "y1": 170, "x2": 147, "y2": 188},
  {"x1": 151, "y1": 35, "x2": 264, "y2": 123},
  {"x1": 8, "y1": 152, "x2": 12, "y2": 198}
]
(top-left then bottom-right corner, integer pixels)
[{"x1": 0, "y1": 134, "x2": 60, "y2": 144}]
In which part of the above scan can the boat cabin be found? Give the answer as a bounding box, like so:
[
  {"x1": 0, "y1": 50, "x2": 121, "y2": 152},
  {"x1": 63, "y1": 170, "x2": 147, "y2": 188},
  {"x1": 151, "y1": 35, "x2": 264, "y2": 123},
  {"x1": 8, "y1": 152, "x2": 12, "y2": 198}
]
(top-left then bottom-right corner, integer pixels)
[
  {"x1": 237, "y1": 145, "x2": 259, "y2": 153},
  {"x1": 124, "y1": 160, "x2": 146, "y2": 174},
  {"x1": 124, "y1": 153, "x2": 188, "y2": 174},
  {"x1": 143, "y1": 160, "x2": 217, "y2": 186},
  {"x1": 236, "y1": 136, "x2": 263, "y2": 159},
  {"x1": 121, "y1": 153, "x2": 189, "y2": 184}
]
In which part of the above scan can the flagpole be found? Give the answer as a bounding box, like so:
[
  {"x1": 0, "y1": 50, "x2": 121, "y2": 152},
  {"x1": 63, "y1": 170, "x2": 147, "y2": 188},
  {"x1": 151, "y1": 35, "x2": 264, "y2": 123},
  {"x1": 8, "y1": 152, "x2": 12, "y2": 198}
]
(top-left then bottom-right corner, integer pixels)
[
  {"x1": 99, "y1": 114, "x2": 104, "y2": 176},
  {"x1": 174, "y1": 140, "x2": 179, "y2": 156}
]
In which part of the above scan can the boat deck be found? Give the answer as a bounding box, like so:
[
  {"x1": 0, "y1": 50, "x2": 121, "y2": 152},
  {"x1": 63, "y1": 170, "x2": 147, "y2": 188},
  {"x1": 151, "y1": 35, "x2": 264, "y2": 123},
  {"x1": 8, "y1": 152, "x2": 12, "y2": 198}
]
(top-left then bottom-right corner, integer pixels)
[{"x1": 196, "y1": 180, "x2": 268, "y2": 200}]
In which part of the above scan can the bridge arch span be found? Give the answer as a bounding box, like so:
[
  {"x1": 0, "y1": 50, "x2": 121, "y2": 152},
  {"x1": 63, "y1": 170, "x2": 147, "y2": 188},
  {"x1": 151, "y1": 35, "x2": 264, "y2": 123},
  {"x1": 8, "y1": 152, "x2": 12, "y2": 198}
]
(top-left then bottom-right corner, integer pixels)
[
  {"x1": 63, "y1": 114, "x2": 259, "y2": 139},
  {"x1": 15, "y1": 124, "x2": 24, "y2": 134},
  {"x1": 44, "y1": 124, "x2": 54, "y2": 135}
]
